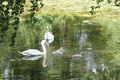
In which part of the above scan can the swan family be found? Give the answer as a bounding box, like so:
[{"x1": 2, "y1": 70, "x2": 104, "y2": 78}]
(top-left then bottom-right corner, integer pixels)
[
  {"x1": 19, "y1": 26, "x2": 54, "y2": 67},
  {"x1": 19, "y1": 26, "x2": 83, "y2": 67}
]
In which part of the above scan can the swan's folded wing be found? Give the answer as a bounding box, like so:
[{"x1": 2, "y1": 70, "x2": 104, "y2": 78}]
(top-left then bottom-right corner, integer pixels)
[{"x1": 21, "y1": 49, "x2": 45, "y2": 56}]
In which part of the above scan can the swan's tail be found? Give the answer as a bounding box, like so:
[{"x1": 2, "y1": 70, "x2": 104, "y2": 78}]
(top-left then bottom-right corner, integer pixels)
[{"x1": 18, "y1": 51, "x2": 24, "y2": 56}]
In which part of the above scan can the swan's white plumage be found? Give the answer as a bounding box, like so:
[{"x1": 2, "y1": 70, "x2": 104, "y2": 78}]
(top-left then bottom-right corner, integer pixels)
[
  {"x1": 19, "y1": 40, "x2": 46, "y2": 56},
  {"x1": 19, "y1": 39, "x2": 48, "y2": 67},
  {"x1": 44, "y1": 32, "x2": 54, "y2": 43},
  {"x1": 44, "y1": 26, "x2": 54, "y2": 43},
  {"x1": 20, "y1": 49, "x2": 44, "y2": 56}
]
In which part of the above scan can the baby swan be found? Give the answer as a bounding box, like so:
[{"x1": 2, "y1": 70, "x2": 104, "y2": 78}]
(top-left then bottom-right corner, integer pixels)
[
  {"x1": 53, "y1": 47, "x2": 64, "y2": 55},
  {"x1": 72, "y1": 52, "x2": 83, "y2": 58}
]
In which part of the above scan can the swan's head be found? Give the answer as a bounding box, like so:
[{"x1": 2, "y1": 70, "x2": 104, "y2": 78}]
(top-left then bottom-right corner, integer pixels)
[
  {"x1": 41, "y1": 40, "x2": 46, "y2": 45},
  {"x1": 60, "y1": 47, "x2": 63, "y2": 50},
  {"x1": 45, "y1": 26, "x2": 49, "y2": 31},
  {"x1": 43, "y1": 63, "x2": 48, "y2": 68}
]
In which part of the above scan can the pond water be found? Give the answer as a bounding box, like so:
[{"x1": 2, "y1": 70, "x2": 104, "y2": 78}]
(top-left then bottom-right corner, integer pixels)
[{"x1": 0, "y1": 16, "x2": 120, "y2": 80}]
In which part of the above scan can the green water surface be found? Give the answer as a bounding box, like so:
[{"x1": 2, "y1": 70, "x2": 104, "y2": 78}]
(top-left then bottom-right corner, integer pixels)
[{"x1": 0, "y1": 14, "x2": 120, "y2": 80}]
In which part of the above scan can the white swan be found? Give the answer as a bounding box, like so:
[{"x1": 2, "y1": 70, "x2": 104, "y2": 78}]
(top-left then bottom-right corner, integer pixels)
[
  {"x1": 19, "y1": 40, "x2": 47, "y2": 67},
  {"x1": 44, "y1": 26, "x2": 54, "y2": 43},
  {"x1": 19, "y1": 40, "x2": 46, "y2": 56}
]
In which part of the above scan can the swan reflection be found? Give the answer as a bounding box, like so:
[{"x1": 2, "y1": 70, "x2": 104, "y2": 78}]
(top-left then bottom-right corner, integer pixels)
[{"x1": 22, "y1": 56, "x2": 42, "y2": 61}]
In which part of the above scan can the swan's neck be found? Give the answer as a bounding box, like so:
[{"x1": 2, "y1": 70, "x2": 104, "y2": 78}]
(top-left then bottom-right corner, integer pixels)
[
  {"x1": 46, "y1": 30, "x2": 49, "y2": 35},
  {"x1": 41, "y1": 40, "x2": 46, "y2": 54},
  {"x1": 41, "y1": 40, "x2": 47, "y2": 67},
  {"x1": 42, "y1": 54, "x2": 47, "y2": 67},
  {"x1": 45, "y1": 30, "x2": 49, "y2": 42}
]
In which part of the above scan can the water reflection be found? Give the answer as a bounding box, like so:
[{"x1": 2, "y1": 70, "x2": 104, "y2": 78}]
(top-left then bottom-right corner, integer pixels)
[
  {"x1": 8, "y1": 57, "x2": 45, "y2": 80},
  {"x1": 21, "y1": 56, "x2": 42, "y2": 61},
  {"x1": 1, "y1": 16, "x2": 120, "y2": 80}
]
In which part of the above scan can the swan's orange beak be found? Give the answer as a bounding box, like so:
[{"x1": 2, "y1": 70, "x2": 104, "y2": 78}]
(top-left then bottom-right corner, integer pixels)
[{"x1": 43, "y1": 63, "x2": 48, "y2": 68}]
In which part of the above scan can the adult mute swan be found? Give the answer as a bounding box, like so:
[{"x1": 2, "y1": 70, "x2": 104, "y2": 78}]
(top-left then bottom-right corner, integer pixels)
[
  {"x1": 19, "y1": 40, "x2": 47, "y2": 67},
  {"x1": 19, "y1": 40, "x2": 46, "y2": 56},
  {"x1": 44, "y1": 26, "x2": 54, "y2": 43}
]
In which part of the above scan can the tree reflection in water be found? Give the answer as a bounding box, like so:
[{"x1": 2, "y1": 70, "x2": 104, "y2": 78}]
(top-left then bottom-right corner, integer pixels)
[{"x1": 0, "y1": 14, "x2": 120, "y2": 80}]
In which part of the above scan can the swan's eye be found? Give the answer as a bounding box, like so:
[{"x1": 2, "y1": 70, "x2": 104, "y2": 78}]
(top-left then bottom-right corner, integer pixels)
[
  {"x1": 46, "y1": 39, "x2": 49, "y2": 41},
  {"x1": 45, "y1": 28, "x2": 48, "y2": 30}
]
